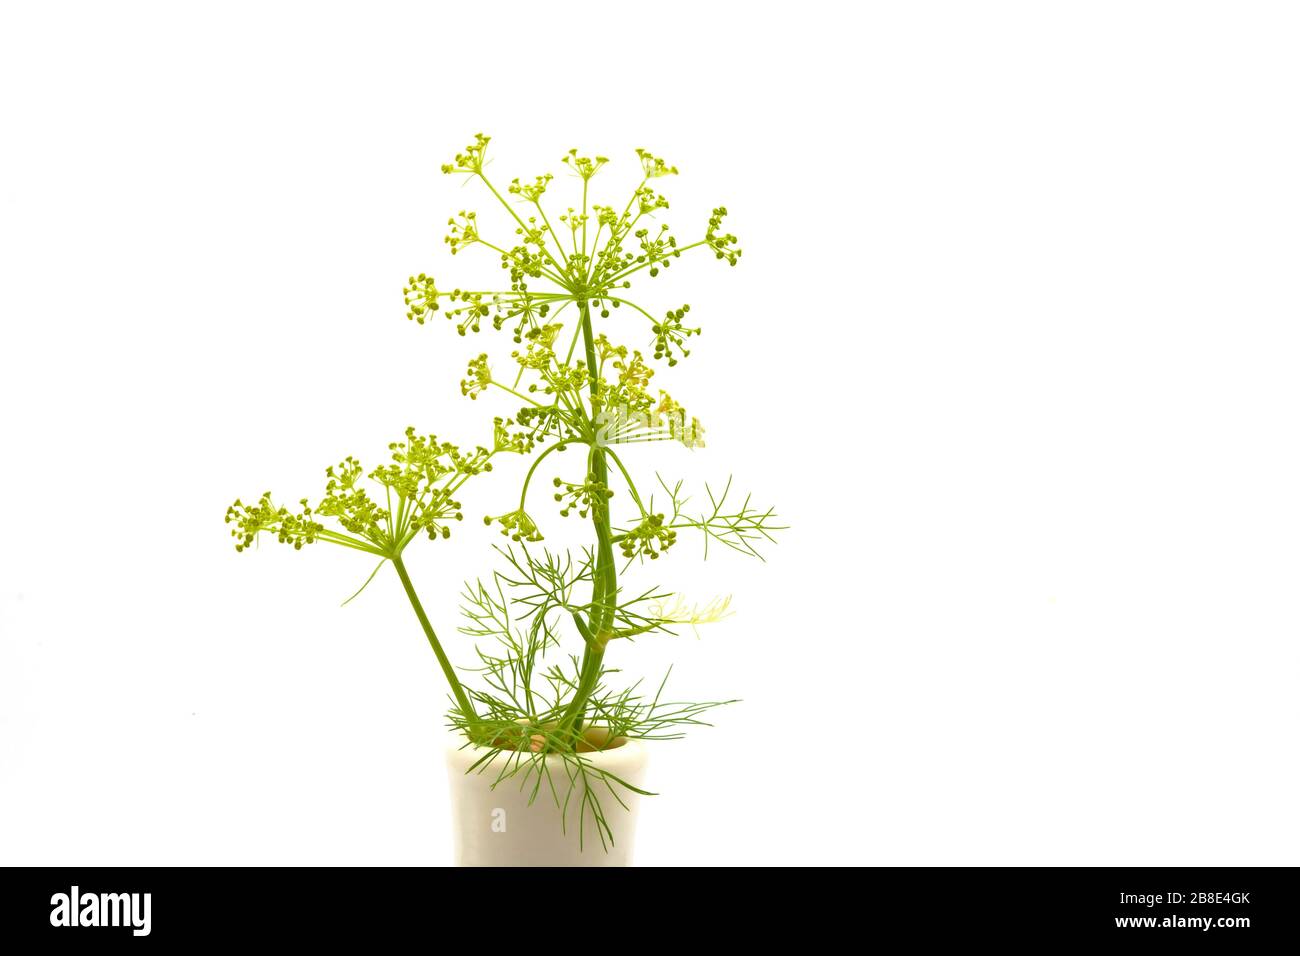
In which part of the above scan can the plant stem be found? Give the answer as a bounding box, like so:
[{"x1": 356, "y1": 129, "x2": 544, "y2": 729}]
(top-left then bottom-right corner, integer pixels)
[
  {"x1": 557, "y1": 299, "x2": 616, "y2": 743},
  {"x1": 391, "y1": 553, "x2": 477, "y2": 726}
]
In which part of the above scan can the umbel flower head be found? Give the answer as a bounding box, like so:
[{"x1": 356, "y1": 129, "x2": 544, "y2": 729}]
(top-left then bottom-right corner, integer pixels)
[
  {"x1": 441, "y1": 133, "x2": 491, "y2": 176},
  {"x1": 484, "y1": 508, "x2": 542, "y2": 543},
  {"x1": 562, "y1": 149, "x2": 609, "y2": 181},
  {"x1": 417, "y1": 136, "x2": 740, "y2": 343},
  {"x1": 635, "y1": 148, "x2": 678, "y2": 179},
  {"x1": 619, "y1": 513, "x2": 676, "y2": 560},
  {"x1": 553, "y1": 473, "x2": 613, "y2": 519},
  {"x1": 226, "y1": 423, "x2": 528, "y2": 560}
]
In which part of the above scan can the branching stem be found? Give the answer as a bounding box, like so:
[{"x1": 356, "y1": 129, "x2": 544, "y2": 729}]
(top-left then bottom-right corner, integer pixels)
[{"x1": 392, "y1": 553, "x2": 477, "y2": 726}]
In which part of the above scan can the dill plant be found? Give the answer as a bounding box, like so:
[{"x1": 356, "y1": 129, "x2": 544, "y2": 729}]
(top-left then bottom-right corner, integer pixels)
[{"x1": 227, "y1": 135, "x2": 781, "y2": 848}]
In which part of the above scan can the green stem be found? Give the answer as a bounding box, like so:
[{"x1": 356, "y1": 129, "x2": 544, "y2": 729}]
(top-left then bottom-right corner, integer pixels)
[
  {"x1": 490, "y1": 380, "x2": 545, "y2": 408},
  {"x1": 518, "y1": 438, "x2": 575, "y2": 510},
  {"x1": 557, "y1": 300, "x2": 616, "y2": 743},
  {"x1": 391, "y1": 553, "x2": 477, "y2": 725},
  {"x1": 602, "y1": 446, "x2": 647, "y2": 513}
]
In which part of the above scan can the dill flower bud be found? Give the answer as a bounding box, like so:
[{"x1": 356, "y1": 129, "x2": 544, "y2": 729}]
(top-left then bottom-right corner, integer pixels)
[
  {"x1": 619, "y1": 513, "x2": 676, "y2": 560},
  {"x1": 562, "y1": 149, "x2": 608, "y2": 181},
  {"x1": 441, "y1": 133, "x2": 491, "y2": 176},
  {"x1": 635, "y1": 148, "x2": 678, "y2": 179},
  {"x1": 461, "y1": 354, "x2": 491, "y2": 398}
]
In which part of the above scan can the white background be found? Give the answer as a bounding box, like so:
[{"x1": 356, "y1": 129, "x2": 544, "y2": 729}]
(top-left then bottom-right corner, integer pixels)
[{"x1": 2, "y1": 1, "x2": 1298, "y2": 867}]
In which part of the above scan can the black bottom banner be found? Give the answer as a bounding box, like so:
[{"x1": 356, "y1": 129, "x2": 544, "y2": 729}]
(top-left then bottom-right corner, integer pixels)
[{"x1": 0, "y1": 866, "x2": 1294, "y2": 944}]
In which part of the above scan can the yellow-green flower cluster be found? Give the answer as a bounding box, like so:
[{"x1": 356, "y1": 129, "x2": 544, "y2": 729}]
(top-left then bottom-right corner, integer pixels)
[
  {"x1": 484, "y1": 508, "x2": 542, "y2": 543},
  {"x1": 705, "y1": 207, "x2": 741, "y2": 265},
  {"x1": 508, "y1": 173, "x2": 553, "y2": 202},
  {"x1": 553, "y1": 474, "x2": 613, "y2": 520},
  {"x1": 226, "y1": 494, "x2": 322, "y2": 551},
  {"x1": 227, "y1": 425, "x2": 511, "y2": 558},
  {"x1": 318, "y1": 457, "x2": 389, "y2": 540},
  {"x1": 652, "y1": 305, "x2": 699, "y2": 366},
  {"x1": 618, "y1": 513, "x2": 676, "y2": 560},
  {"x1": 635, "y1": 148, "x2": 678, "y2": 179},
  {"x1": 441, "y1": 133, "x2": 491, "y2": 176},
  {"x1": 403, "y1": 273, "x2": 439, "y2": 324},
  {"x1": 445, "y1": 211, "x2": 479, "y2": 254},
  {"x1": 461, "y1": 354, "x2": 492, "y2": 398},
  {"x1": 562, "y1": 150, "x2": 608, "y2": 181}
]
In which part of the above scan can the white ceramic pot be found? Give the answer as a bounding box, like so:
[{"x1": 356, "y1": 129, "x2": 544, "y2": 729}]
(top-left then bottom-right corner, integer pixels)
[{"x1": 444, "y1": 732, "x2": 649, "y2": 867}]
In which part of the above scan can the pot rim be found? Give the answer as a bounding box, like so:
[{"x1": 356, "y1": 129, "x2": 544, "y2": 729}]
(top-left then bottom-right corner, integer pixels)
[{"x1": 444, "y1": 730, "x2": 648, "y2": 770}]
